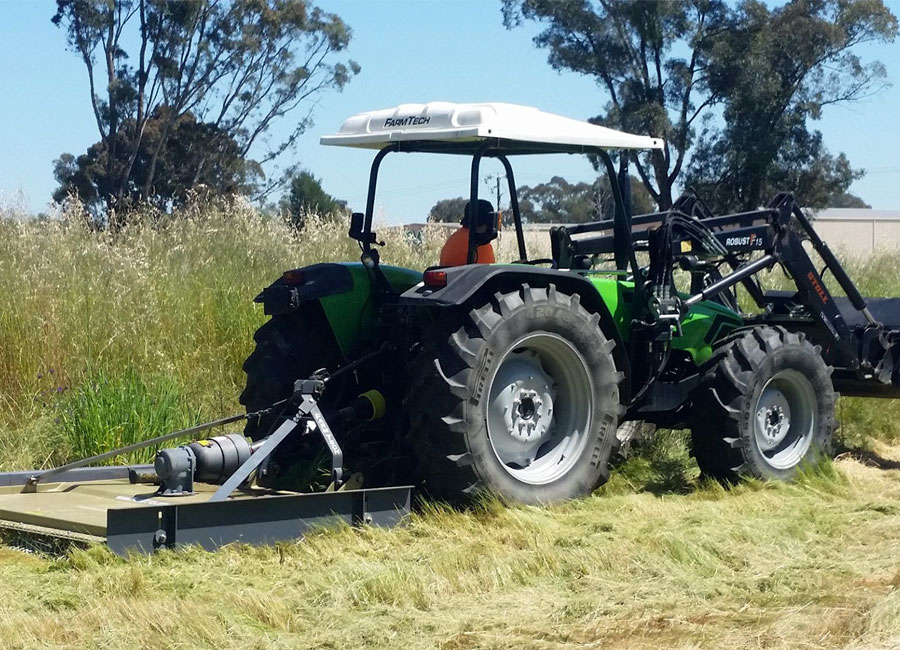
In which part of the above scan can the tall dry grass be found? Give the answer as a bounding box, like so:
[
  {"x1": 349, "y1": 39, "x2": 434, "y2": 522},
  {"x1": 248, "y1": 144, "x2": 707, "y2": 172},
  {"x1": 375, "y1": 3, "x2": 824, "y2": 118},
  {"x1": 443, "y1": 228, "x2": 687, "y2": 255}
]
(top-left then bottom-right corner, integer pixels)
[
  {"x1": 0, "y1": 198, "x2": 897, "y2": 469},
  {"x1": 0, "y1": 199, "x2": 547, "y2": 469}
]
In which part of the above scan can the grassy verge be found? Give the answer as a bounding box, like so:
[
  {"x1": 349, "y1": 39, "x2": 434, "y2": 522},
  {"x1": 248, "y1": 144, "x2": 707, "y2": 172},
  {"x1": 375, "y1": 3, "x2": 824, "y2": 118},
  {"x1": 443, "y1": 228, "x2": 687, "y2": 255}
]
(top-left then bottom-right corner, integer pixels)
[
  {"x1": 0, "y1": 453, "x2": 898, "y2": 649},
  {"x1": 0, "y1": 201, "x2": 550, "y2": 468}
]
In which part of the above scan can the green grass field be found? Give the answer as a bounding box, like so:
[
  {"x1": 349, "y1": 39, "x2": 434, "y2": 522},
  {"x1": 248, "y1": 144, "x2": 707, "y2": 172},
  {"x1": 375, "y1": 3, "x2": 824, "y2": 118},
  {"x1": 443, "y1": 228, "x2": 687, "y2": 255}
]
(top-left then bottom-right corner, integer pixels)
[
  {"x1": 0, "y1": 202, "x2": 437, "y2": 469},
  {"x1": 1, "y1": 201, "x2": 900, "y2": 649}
]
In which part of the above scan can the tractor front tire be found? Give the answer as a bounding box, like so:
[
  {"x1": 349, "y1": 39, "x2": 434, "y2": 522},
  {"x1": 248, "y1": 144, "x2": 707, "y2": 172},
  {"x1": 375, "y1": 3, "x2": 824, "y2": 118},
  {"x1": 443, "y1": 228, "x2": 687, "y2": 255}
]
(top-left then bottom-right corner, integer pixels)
[
  {"x1": 691, "y1": 326, "x2": 836, "y2": 482},
  {"x1": 406, "y1": 284, "x2": 623, "y2": 504}
]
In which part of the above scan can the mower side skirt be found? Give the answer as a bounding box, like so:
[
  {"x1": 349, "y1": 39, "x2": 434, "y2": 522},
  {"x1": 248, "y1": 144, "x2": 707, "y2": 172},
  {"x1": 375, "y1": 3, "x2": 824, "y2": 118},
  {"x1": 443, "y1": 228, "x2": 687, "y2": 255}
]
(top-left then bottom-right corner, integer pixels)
[
  {"x1": 107, "y1": 485, "x2": 412, "y2": 555},
  {"x1": 0, "y1": 465, "x2": 411, "y2": 555}
]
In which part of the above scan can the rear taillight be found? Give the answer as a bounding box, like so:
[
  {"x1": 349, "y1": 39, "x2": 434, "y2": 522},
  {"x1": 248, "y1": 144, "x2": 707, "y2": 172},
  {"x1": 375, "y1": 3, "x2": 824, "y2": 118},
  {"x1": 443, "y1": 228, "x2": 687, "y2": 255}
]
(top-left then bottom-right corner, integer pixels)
[
  {"x1": 423, "y1": 270, "x2": 448, "y2": 289},
  {"x1": 282, "y1": 269, "x2": 305, "y2": 285}
]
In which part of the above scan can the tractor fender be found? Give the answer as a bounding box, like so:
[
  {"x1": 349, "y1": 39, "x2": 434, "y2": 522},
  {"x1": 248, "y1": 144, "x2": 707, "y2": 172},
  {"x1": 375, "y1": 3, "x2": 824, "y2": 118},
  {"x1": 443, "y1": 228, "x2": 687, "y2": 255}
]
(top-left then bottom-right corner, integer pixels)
[
  {"x1": 255, "y1": 262, "x2": 422, "y2": 358},
  {"x1": 255, "y1": 263, "x2": 354, "y2": 315},
  {"x1": 400, "y1": 265, "x2": 631, "y2": 394}
]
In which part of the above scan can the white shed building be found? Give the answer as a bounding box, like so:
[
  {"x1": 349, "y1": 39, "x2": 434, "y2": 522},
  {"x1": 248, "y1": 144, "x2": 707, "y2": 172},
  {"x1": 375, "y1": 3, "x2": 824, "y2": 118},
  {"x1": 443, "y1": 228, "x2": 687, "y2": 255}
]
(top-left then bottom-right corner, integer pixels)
[{"x1": 810, "y1": 209, "x2": 900, "y2": 255}]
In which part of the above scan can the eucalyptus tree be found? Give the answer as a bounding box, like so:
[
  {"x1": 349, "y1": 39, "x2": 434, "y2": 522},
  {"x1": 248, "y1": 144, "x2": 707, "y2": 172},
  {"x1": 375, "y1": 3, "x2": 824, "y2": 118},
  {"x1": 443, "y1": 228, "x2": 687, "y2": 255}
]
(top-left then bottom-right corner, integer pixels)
[{"x1": 53, "y1": 0, "x2": 358, "y2": 224}]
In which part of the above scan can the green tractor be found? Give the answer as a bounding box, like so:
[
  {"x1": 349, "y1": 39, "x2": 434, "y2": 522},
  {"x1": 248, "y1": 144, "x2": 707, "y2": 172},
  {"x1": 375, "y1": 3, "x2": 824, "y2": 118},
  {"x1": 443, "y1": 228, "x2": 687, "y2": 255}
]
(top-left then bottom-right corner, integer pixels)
[
  {"x1": 5, "y1": 101, "x2": 899, "y2": 554},
  {"x1": 241, "y1": 101, "x2": 900, "y2": 504}
]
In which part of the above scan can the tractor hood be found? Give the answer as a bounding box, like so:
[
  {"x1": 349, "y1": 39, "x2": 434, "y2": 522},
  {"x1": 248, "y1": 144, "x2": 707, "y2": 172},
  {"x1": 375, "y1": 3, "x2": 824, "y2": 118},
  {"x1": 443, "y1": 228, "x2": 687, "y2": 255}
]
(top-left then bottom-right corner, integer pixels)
[{"x1": 320, "y1": 102, "x2": 664, "y2": 154}]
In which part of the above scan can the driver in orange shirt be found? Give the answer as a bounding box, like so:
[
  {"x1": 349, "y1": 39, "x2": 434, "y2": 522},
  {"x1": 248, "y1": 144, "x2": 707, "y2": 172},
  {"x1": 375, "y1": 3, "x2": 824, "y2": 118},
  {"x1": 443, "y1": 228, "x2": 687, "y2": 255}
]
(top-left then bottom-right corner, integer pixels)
[{"x1": 439, "y1": 199, "x2": 497, "y2": 267}]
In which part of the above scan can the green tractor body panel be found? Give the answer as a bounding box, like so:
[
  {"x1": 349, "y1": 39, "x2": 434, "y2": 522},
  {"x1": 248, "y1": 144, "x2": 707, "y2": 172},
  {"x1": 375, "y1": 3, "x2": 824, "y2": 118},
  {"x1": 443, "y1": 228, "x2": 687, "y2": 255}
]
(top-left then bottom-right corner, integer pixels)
[
  {"x1": 671, "y1": 301, "x2": 744, "y2": 364},
  {"x1": 584, "y1": 273, "x2": 743, "y2": 364},
  {"x1": 586, "y1": 274, "x2": 635, "y2": 341},
  {"x1": 395, "y1": 266, "x2": 744, "y2": 368},
  {"x1": 319, "y1": 263, "x2": 422, "y2": 357},
  {"x1": 315, "y1": 260, "x2": 742, "y2": 367}
]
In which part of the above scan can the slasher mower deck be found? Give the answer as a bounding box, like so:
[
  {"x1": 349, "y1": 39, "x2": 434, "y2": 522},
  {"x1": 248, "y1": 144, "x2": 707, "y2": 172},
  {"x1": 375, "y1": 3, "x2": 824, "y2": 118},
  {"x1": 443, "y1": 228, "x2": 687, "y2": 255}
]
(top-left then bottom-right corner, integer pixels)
[
  {"x1": 0, "y1": 377, "x2": 412, "y2": 555},
  {"x1": 0, "y1": 466, "x2": 410, "y2": 555}
]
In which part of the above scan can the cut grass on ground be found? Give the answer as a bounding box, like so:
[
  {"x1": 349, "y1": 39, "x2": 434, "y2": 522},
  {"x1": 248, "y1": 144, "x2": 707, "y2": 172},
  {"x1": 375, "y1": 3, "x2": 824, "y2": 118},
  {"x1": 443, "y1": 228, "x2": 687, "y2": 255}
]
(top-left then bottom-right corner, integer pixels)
[{"x1": 0, "y1": 453, "x2": 899, "y2": 650}]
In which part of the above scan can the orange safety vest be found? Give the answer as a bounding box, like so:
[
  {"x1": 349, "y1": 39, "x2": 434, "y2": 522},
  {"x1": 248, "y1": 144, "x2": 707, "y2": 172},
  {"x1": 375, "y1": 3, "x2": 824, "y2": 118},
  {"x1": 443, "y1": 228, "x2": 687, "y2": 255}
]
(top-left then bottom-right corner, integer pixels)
[{"x1": 439, "y1": 227, "x2": 496, "y2": 267}]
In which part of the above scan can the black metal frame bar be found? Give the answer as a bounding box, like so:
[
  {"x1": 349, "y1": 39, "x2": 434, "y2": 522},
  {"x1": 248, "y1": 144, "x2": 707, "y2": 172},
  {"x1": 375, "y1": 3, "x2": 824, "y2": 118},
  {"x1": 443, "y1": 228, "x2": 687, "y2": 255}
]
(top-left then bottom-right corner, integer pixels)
[
  {"x1": 498, "y1": 155, "x2": 527, "y2": 261},
  {"x1": 23, "y1": 413, "x2": 248, "y2": 492},
  {"x1": 362, "y1": 145, "x2": 398, "y2": 254},
  {"x1": 554, "y1": 187, "x2": 889, "y2": 378},
  {"x1": 467, "y1": 142, "x2": 491, "y2": 264},
  {"x1": 683, "y1": 254, "x2": 777, "y2": 307},
  {"x1": 562, "y1": 207, "x2": 774, "y2": 243},
  {"x1": 0, "y1": 465, "x2": 153, "y2": 487},
  {"x1": 596, "y1": 151, "x2": 640, "y2": 281},
  {"x1": 363, "y1": 144, "x2": 533, "y2": 268},
  {"x1": 789, "y1": 200, "x2": 873, "y2": 323}
]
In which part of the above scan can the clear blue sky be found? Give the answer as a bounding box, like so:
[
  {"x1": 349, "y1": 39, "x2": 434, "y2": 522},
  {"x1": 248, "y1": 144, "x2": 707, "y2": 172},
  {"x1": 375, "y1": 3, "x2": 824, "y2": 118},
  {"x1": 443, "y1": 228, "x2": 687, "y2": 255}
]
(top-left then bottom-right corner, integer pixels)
[{"x1": 1, "y1": 0, "x2": 898, "y2": 223}]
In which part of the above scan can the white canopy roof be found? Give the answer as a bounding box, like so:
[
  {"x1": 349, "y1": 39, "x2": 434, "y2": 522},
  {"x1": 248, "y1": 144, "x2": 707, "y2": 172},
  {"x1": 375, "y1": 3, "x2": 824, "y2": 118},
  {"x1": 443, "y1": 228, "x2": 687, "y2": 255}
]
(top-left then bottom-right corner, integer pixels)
[{"x1": 320, "y1": 101, "x2": 664, "y2": 152}]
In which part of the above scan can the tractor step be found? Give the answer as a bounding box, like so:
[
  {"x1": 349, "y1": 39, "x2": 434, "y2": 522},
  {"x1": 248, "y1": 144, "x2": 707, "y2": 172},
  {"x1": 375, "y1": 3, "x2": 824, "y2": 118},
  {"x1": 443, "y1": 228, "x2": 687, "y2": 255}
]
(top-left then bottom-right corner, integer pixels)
[{"x1": 0, "y1": 466, "x2": 411, "y2": 555}]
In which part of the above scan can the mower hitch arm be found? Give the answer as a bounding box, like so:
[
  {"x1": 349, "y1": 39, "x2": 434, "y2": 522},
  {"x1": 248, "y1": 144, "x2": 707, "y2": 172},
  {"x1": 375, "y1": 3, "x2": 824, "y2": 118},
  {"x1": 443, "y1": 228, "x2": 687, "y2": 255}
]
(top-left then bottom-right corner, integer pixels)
[{"x1": 209, "y1": 387, "x2": 345, "y2": 502}]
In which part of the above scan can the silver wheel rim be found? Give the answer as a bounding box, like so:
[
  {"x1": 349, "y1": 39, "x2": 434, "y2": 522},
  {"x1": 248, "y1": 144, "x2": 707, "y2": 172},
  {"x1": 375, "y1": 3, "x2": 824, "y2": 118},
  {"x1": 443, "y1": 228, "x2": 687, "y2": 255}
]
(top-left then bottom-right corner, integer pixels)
[
  {"x1": 753, "y1": 369, "x2": 816, "y2": 469},
  {"x1": 486, "y1": 333, "x2": 593, "y2": 485}
]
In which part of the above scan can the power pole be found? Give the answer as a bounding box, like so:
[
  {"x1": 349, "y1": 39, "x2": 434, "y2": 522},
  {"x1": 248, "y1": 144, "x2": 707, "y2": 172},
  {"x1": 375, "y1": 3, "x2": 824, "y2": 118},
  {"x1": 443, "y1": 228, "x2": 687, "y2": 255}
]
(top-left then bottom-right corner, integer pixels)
[{"x1": 484, "y1": 174, "x2": 504, "y2": 210}]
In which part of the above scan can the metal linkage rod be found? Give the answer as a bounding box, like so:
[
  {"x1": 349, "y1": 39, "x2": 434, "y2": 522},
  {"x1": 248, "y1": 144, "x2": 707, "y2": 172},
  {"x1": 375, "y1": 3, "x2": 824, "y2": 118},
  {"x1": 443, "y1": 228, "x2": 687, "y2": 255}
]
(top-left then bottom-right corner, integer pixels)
[
  {"x1": 791, "y1": 203, "x2": 876, "y2": 326},
  {"x1": 24, "y1": 413, "x2": 250, "y2": 492},
  {"x1": 209, "y1": 408, "x2": 304, "y2": 502},
  {"x1": 684, "y1": 254, "x2": 776, "y2": 308},
  {"x1": 208, "y1": 390, "x2": 345, "y2": 502}
]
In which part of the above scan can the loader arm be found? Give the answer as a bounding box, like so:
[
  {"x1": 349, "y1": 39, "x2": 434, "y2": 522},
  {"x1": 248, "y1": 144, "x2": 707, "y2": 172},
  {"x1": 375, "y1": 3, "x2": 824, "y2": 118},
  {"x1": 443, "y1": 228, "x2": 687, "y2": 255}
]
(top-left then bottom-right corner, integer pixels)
[{"x1": 552, "y1": 191, "x2": 900, "y2": 396}]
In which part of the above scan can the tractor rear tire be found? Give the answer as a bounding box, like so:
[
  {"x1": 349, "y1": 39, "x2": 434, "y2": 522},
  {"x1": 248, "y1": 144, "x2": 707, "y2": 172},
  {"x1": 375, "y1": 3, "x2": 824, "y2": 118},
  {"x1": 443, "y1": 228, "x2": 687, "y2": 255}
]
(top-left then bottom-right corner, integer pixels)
[
  {"x1": 406, "y1": 284, "x2": 623, "y2": 504},
  {"x1": 239, "y1": 303, "x2": 343, "y2": 474},
  {"x1": 690, "y1": 326, "x2": 836, "y2": 482}
]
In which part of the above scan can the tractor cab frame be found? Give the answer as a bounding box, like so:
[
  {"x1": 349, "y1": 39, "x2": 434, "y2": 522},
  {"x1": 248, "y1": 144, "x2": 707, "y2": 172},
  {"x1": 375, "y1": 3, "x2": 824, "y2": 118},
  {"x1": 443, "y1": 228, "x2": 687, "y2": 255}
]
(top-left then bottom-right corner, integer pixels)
[{"x1": 321, "y1": 101, "x2": 662, "y2": 275}]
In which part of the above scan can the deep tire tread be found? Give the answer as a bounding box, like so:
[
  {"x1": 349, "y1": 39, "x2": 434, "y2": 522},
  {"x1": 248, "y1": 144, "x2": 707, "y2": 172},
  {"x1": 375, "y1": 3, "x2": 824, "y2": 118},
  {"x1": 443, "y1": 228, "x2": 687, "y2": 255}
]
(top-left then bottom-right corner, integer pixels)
[
  {"x1": 238, "y1": 304, "x2": 346, "y2": 481},
  {"x1": 691, "y1": 325, "x2": 836, "y2": 482},
  {"x1": 405, "y1": 283, "x2": 623, "y2": 503}
]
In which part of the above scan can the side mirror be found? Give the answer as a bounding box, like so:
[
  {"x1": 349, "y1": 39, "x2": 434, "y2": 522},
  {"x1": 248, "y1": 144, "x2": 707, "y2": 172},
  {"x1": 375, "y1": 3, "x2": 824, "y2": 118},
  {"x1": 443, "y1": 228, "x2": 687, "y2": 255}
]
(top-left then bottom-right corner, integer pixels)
[
  {"x1": 348, "y1": 212, "x2": 364, "y2": 239},
  {"x1": 348, "y1": 212, "x2": 377, "y2": 245}
]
